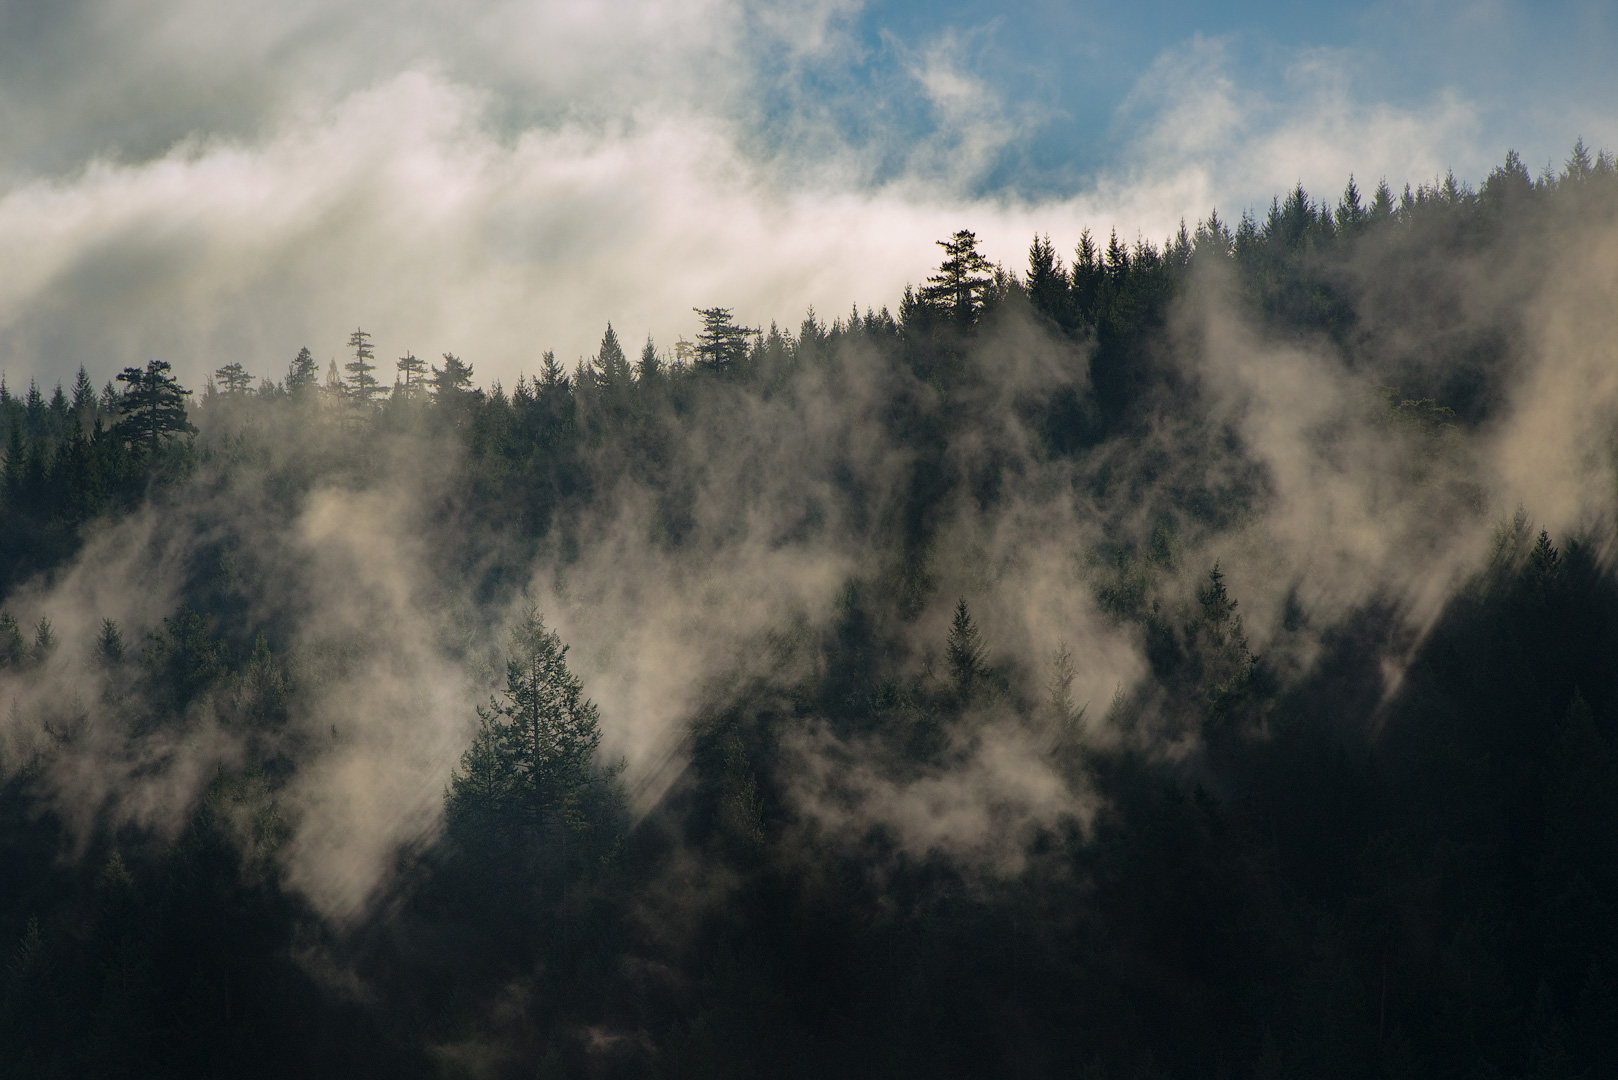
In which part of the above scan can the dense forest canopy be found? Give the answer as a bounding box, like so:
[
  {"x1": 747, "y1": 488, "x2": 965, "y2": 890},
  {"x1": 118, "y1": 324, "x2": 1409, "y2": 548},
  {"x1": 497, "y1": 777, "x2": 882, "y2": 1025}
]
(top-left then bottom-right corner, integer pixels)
[{"x1": 3, "y1": 145, "x2": 1618, "y2": 1077}]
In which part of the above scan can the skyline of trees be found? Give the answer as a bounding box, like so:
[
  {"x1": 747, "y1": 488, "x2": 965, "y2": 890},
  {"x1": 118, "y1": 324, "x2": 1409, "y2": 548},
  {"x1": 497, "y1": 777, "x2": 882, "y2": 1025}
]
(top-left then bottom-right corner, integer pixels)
[{"x1": 0, "y1": 141, "x2": 1615, "y2": 1077}]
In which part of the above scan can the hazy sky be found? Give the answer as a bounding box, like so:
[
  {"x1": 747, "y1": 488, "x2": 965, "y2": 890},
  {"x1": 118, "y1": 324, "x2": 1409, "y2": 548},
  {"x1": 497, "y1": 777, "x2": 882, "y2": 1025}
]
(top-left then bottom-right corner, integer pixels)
[{"x1": 1, "y1": 0, "x2": 1613, "y2": 390}]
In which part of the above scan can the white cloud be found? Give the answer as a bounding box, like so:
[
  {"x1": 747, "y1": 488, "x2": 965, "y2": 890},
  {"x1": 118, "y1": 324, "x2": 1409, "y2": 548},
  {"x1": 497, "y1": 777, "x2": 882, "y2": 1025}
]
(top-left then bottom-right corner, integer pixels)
[{"x1": 0, "y1": 8, "x2": 1501, "y2": 391}]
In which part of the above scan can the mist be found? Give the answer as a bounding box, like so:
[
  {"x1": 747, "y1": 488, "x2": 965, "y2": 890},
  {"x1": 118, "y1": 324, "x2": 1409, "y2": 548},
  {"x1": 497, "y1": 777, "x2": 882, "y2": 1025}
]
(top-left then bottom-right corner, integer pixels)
[{"x1": 4, "y1": 132, "x2": 1618, "y2": 1076}]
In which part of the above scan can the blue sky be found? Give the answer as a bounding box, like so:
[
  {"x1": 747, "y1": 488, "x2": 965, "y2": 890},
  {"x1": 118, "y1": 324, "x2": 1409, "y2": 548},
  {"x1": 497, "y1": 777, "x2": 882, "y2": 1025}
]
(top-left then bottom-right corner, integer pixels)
[{"x1": 0, "y1": 0, "x2": 1612, "y2": 389}]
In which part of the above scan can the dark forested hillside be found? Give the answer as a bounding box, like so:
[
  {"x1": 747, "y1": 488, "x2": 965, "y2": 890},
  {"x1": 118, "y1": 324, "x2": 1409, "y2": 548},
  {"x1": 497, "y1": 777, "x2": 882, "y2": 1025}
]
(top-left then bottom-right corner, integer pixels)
[{"x1": 3, "y1": 146, "x2": 1618, "y2": 1078}]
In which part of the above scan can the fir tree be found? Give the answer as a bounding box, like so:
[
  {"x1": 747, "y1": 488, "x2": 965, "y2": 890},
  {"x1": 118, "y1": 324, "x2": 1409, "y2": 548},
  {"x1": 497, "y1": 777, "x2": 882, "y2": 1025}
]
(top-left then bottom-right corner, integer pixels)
[
  {"x1": 637, "y1": 336, "x2": 662, "y2": 382},
  {"x1": 97, "y1": 618, "x2": 125, "y2": 665},
  {"x1": 286, "y1": 347, "x2": 320, "y2": 397},
  {"x1": 594, "y1": 324, "x2": 632, "y2": 388},
  {"x1": 113, "y1": 359, "x2": 194, "y2": 453},
  {"x1": 693, "y1": 307, "x2": 756, "y2": 376},
  {"x1": 431, "y1": 353, "x2": 475, "y2": 399},
  {"x1": 920, "y1": 229, "x2": 994, "y2": 326},
  {"x1": 71, "y1": 366, "x2": 96, "y2": 417},
  {"x1": 447, "y1": 609, "x2": 622, "y2": 860},
  {"x1": 1027, "y1": 233, "x2": 1068, "y2": 325},
  {"x1": 396, "y1": 351, "x2": 428, "y2": 397},
  {"x1": 946, "y1": 598, "x2": 985, "y2": 695},
  {"x1": 344, "y1": 328, "x2": 384, "y2": 405},
  {"x1": 214, "y1": 362, "x2": 253, "y2": 397}
]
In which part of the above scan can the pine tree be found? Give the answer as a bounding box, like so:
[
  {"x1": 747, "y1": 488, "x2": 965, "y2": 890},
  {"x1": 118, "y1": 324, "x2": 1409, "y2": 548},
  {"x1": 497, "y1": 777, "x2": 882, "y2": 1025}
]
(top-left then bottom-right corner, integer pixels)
[
  {"x1": 286, "y1": 347, "x2": 320, "y2": 397},
  {"x1": 24, "y1": 380, "x2": 44, "y2": 438},
  {"x1": 1027, "y1": 233, "x2": 1068, "y2": 325},
  {"x1": 214, "y1": 362, "x2": 253, "y2": 396},
  {"x1": 594, "y1": 324, "x2": 632, "y2": 388},
  {"x1": 1369, "y1": 179, "x2": 1396, "y2": 224},
  {"x1": 920, "y1": 230, "x2": 994, "y2": 327},
  {"x1": 946, "y1": 598, "x2": 985, "y2": 695},
  {"x1": 1046, "y1": 643, "x2": 1086, "y2": 729},
  {"x1": 396, "y1": 351, "x2": 428, "y2": 397},
  {"x1": 0, "y1": 612, "x2": 23, "y2": 666},
  {"x1": 538, "y1": 350, "x2": 568, "y2": 393},
  {"x1": 693, "y1": 308, "x2": 756, "y2": 376},
  {"x1": 71, "y1": 366, "x2": 96, "y2": 417},
  {"x1": 98, "y1": 618, "x2": 125, "y2": 665},
  {"x1": 447, "y1": 609, "x2": 622, "y2": 861},
  {"x1": 431, "y1": 353, "x2": 475, "y2": 399},
  {"x1": 1104, "y1": 229, "x2": 1130, "y2": 279},
  {"x1": 344, "y1": 328, "x2": 384, "y2": 405},
  {"x1": 30, "y1": 617, "x2": 55, "y2": 665},
  {"x1": 113, "y1": 359, "x2": 194, "y2": 453},
  {"x1": 637, "y1": 336, "x2": 662, "y2": 382},
  {"x1": 1335, "y1": 176, "x2": 1366, "y2": 233}
]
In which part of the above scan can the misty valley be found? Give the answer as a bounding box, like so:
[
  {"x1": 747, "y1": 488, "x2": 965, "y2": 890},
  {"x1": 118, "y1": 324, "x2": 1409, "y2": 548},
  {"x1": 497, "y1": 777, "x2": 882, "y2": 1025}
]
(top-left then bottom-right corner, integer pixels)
[{"x1": 4, "y1": 147, "x2": 1618, "y2": 1078}]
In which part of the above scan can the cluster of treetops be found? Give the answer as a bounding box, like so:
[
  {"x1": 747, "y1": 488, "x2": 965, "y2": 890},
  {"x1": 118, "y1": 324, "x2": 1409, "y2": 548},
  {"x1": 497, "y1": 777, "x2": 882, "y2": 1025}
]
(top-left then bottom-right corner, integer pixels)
[{"x1": 3, "y1": 142, "x2": 1618, "y2": 1078}]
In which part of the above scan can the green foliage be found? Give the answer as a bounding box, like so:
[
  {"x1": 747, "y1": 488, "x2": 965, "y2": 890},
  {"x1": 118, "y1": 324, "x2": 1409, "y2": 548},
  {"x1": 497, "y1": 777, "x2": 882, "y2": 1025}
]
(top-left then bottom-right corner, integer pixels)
[
  {"x1": 693, "y1": 306, "x2": 757, "y2": 376},
  {"x1": 214, "y1": 361, "x2": 253, "y2": 396},
  {"x1": 945, "y1": 597, "x2": 985, "y2": 696},
  {"x1": 97, "y1": 617, "x2": 125, "y2": 664},
  {"x1": 114, "y1": 358, "x2": 195, "y2": 453},
  {"x1": 920, "y1": 228, "x2": 994, "y2": 327},
  {"x1": 0, "y1": 142, "x2": 1616, "y2": 1078},
  {"x1": 344, "y1": 327, "x2": 384, "y2": 404},
  {"x1": 285, "y1": 346, "x2": 320, "y2": 396},
  {"x1": 142, "y1": 604, "x2": 227, "y2": 713},
  {"x1": 446, "y1": 609, "x2": 624, "y2": 872},
  {"x1": 394, "y1": 350, "x2": 427, "y2": 396}
]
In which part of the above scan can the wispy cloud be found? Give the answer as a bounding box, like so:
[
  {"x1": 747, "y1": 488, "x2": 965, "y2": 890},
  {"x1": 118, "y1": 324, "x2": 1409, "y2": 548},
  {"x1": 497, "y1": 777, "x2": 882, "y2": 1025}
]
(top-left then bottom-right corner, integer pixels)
[{"x1": 0, "y1": 2, "x2": 1518, "y2": 392}]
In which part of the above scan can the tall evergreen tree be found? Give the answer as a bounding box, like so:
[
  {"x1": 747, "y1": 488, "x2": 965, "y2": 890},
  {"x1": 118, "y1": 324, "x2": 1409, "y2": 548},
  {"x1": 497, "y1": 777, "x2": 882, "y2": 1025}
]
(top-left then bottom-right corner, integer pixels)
[
  {"x1": 344, "y1": 328, "x2": 384, "y2": 405},
  {"x1": 637, "y1": 336, "x2": 662, "y2": 382},
  {"x1": 693, "y1": 308, "x2": 756, "y2": 376},
  {"x1": 286, "y1": 347, "x2": 320, "y2": 397},
  {"x1": 213, "y1": 362, "x2": 253, "y2": 397},
  {"x1": 1027, "y1": 233, "x2": 1069, "y2": 326},
  {"x1": 113, "y1": 360, "x2": 194, "y2": 453},
  {"x1": 594, "y1": 324, "x2": 632, "y2": 388},
  {"x1": 447, "y1": 609, "x2": 621, "y2": 859},
  {"x1": 431, "y1": 353, "x2": 475, "y2": 400},
  {"x1": 946, "y1": 598, "x2": 985, "y2": 696},
  {"x1": 71, "y1": 366, "x2": 96, "y2": 417},
  {"x1": 396, "y1": 352, "x2": 428, "y2": 397},
  {"x1": 920, "y1": 230, "x2": 994, "y2": 327}
]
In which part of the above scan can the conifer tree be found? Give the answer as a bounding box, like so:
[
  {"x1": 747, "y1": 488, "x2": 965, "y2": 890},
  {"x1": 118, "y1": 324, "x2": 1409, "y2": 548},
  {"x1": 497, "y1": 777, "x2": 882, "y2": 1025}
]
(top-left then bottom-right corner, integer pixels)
[
  {"x1": 920, "y1": 230, "x2": 994, "y2": 327},
  {"x1": 537, "y1": 350, "x2": 568, "y2": 393},
  {"x1": 213, "y1": 362, "x2": 253, "y2": 397},
  {"x1": 344, "y1": 328, "x2": 384, "y2": 405},
  {"x1": 97, "y1": 619, "x2": 125, "y2": 665},
  {"x1": 946, "y1": 598, "x2": 985, "y2": 695},
  {"x1": 693, "y1": 307, "x2": 756, "y2": 376},
  {"x1": 637, "y1": 336, "x2": 662, "y2": 382},
  {"x1": 1335, "y1": 176, "x2": 1366, "y2": 233},
  {"x1": 594, "y1": 324, "x2": 632, "y2": 388},
  {"x1": 284, "y1": 347, "x2": 319, "y2": 397},
  {"x1": 447, "y1": 609, "x2": 621, "y2": 859},
  {"x1": 431, "y1": 353, "x2": 475, "y2": 399},
  {"x1": 396, "y1": 351, "x2": 427, "y2": 397},
  {"x1": 0, "y1": 612, "x2": 23, "y2": 666},
  {"x1": 1027, "y1": 233, "x2": 1068, "y2": 325},
  {"x1": 113, "y1": 359, "x2": 194, "y2": 453},
  {"x1": 30, "y1": 617, "x2": 55, "y2": 665},
  {"x1": 24, "y1": 380, "x2": 44, "y2": 437},
  {"x1": 1046, "y1": 643, "x2": 1086, "y2": 729},
  {"x1": 71, "y1": 366, "x2": 96, "y2": 417}
]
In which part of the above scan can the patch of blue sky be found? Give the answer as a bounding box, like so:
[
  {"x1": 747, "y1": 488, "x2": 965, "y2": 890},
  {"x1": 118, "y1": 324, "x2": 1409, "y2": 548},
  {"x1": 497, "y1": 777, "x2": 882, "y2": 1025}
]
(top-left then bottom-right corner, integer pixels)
[{"x1": 744, "y1": 0, "x2": 1618, "y2": 202}]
